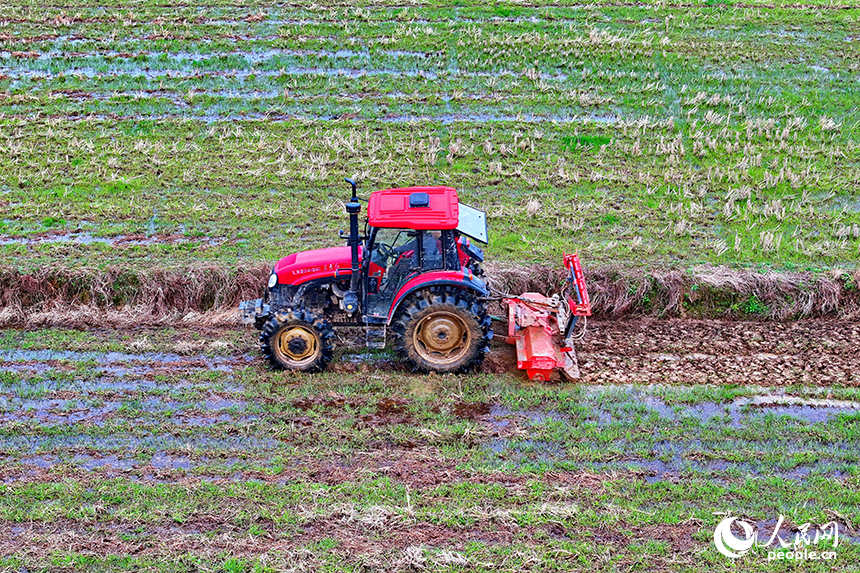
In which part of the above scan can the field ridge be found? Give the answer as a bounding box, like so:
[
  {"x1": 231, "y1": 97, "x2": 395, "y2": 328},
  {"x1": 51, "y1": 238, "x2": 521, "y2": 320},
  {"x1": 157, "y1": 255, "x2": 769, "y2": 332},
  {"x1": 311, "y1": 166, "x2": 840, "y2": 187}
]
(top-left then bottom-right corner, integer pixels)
[{"x1": 1, "y1": 263, "x2": 858, "y2": 326}]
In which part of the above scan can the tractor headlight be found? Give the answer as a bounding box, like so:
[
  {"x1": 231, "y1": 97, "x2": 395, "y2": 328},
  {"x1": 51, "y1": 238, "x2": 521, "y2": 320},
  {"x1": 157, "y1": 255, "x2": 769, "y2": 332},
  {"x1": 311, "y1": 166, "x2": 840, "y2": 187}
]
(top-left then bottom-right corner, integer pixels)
[{"x1": 267, "y1": 273, "x2": 278, "y2": 289}]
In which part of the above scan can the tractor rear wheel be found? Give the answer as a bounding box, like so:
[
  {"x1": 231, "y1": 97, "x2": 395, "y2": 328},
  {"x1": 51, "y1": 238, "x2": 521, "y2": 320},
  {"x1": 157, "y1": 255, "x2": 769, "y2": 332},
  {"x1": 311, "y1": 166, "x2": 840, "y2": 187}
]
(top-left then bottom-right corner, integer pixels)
[
  {"x1": 392, "y1": 288, "x2": 491, "y2": 373},
  {"x1": 260, "y1": 309, "x2": 334, "y2": 372}
]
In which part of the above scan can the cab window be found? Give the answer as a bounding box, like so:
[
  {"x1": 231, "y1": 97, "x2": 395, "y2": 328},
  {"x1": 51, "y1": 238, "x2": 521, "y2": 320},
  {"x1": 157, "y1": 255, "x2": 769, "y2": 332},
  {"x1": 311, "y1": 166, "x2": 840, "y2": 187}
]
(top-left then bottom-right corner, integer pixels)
[{"x1": 368, "y1": 228, "x2": 416, "y2": 296}]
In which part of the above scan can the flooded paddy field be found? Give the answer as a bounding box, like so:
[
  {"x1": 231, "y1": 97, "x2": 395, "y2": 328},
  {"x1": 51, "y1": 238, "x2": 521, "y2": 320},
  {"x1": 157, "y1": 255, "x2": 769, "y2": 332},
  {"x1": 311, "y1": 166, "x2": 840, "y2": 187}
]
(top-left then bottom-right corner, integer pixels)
[
  {"x1": 0, "y1": 1, "x2": 858, "y2": 272},
  {"x1": 0, "y1": 319, "x2": 858, "y2": 569}
]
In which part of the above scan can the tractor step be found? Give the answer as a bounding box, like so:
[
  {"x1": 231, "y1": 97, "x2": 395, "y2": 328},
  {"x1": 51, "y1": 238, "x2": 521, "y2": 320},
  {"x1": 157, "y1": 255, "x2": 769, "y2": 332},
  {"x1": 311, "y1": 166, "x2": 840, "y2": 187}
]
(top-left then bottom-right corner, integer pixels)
[{"x1": 365, "y1": 325, "x2": 387, "y2": 349}]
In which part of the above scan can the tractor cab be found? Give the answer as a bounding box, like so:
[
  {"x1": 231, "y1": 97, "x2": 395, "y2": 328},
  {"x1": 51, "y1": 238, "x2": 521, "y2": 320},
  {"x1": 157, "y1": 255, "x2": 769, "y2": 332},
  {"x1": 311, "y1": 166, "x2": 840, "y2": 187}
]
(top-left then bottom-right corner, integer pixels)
[{"x1": 362, "y1": 186, "x2": 487, "y2": 322}]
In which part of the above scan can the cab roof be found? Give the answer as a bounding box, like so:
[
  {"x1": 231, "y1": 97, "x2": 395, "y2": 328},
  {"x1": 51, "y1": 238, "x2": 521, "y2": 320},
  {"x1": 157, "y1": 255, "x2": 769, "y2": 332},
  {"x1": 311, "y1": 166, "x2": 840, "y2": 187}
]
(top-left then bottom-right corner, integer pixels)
[{"x1": 367, "y1": 186, "x2": 459, "y2": 229}]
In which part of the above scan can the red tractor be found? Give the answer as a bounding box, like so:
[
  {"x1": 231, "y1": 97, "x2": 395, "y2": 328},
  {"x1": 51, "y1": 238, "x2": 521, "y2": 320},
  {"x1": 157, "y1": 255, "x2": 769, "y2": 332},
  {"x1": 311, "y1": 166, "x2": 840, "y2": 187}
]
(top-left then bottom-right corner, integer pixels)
[{"x1": 241, "y1": 179, "x2": 493, "y2": 373}]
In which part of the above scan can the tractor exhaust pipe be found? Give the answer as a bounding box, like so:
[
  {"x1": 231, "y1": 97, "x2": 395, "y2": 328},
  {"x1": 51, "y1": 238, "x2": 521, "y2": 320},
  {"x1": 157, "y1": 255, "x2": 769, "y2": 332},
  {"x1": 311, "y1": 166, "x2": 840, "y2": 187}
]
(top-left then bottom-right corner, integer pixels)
[{"x1": 342, "y1": 178, "x2": 361, "y2": 315}]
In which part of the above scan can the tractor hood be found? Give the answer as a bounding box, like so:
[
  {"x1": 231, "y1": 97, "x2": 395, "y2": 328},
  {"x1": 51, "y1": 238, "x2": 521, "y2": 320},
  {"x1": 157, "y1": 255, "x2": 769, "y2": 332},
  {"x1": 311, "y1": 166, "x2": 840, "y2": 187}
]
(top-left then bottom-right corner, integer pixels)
[{"x1": 273, "y1": 246, "x2": 362, "y2": 286}]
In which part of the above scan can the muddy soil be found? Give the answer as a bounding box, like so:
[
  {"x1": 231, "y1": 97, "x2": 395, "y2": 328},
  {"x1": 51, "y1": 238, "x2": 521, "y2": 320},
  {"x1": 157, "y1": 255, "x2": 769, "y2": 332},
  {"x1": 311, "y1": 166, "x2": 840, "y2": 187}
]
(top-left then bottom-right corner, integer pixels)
[
  {"x1": 320, "y1": 318, "x2": 860, "y2": 384},
  {"x1": 561, "y1": 318, "x2": 860, "y2": 385}
]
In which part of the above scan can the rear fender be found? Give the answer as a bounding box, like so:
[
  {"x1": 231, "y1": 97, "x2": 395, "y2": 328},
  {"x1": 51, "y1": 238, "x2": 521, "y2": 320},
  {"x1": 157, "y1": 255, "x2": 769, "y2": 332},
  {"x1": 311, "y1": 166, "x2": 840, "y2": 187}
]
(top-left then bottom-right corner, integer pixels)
[{"x1": 386, "y1": 270, "x2": 488, "y2": 324}]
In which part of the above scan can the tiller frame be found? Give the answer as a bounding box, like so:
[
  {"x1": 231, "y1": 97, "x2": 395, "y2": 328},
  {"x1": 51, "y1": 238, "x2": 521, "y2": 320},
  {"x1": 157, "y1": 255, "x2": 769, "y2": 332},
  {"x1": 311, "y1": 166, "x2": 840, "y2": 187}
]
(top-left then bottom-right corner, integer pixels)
[{"x1": 502, "y1": 253, "x2": 592, "y2": 382}]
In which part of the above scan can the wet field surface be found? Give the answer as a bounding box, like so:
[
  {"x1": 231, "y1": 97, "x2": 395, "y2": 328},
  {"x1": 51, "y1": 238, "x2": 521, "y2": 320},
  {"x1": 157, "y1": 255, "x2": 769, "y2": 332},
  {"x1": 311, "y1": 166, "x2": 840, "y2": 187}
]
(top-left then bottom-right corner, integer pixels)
[
  {"x1": 1, "y1": 320, "x2": 857, "y2": 485},
  {"x1": 0, "y1": 314, "x2": 857, "y2": 569}
]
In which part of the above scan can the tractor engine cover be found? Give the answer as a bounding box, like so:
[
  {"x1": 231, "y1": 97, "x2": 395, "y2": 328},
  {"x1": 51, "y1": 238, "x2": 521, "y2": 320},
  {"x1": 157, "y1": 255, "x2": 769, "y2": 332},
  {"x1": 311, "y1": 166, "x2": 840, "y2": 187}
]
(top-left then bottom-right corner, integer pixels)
[{"x1": 273, "y1": 246, "x2": 362, "y2": 286}]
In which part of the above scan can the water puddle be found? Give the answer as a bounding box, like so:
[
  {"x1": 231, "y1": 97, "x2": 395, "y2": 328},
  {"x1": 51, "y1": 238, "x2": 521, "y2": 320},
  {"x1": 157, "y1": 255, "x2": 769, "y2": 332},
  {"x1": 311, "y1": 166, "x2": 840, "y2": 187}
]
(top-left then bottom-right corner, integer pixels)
[
  {"x1": 734, "y1": 395, "x2": 860, "y2": 424},
  {"x1": 170, "y1": 413, "x2": 240, "y2": 427},
  {"x1": 0, "y1": 65, "x2": 578, "y2": 84},
  {"x1": 98, "y1": 364, "x2": 162, "y2": 377},
  {"x1": 592, "y1": 458, "x2": 738, "y2": 483},
  {"x1": 1, "y1": 48, "x2": 431, "y2": 64},
  {"x1": 0, "y1": 66, "x2": 439, "y2": 82},
  {"x1": 73, "y1": 454, "x2": 136, "y2": 471},
  {"x1": 0, "y1": 232, "x2": 223, "y2": 247},
  {"x1": 0, "y1": 399, "x2": 120, "y2": 424},
  {"x1": 474, "y1": 389, "x2": 859, "y2": 479},
  {"x1": 484, "y1": 438, "x2": 855, "y2": 481},
  {"x1": 10, "y1": 447, "x2": 278, "y2": 475},
  {"x1": 487, "y1": 438, "x2": 562, "y2": 459},
  {"x1": 2, "y1": 433, "x2": 282, "y2": 456},
  {"x1": 0, "y1": 361, "x2": 55, "y2": 374},
  {"x1": 383, "y1": 113, "x2": 616, "y2": 125},
  {"x1": 25, "y1": 452, "x2": 201, "y2": 471},
  {"x1": 0, "y1": 232, "x2": 110, "y2": 246},
  {"x1": 200, "y1": 17, "x2": 305, "y2": 26},
  {"x1": 181, "y1": 48, "x2": 428, "y2": 61},
  {"x1": 20, "y1": 454, "x2": 57, "y2": 468},
  {"x1": 0, "y1": 394, "x2": 250, "y2": 425},
  {"x1": 0, "y1": 377, "x2": 245, "y2": 395},
  {"x1": 586, "y1": 387, "x2": 860, "y2": 427},
  {"x1": 458, "y1": 395, "x2": 860, "y2": 434},
  {"x1": 57, "y1": 88, "x2": 275, "y2": 105},
  {"x1": 204, "y1": 395, "x2": 246, "y2": 410},
  {"x1": 197, "y1": 88, "x2": 283, "y2": 100},
  {"x1": 5, "y1": 109, "x2": 617, "y2": 125},
  {"x1": 202, "y1": 14, "x2": 586, "y2": 27},
  {"x1": 150, "y1": 452, "x2": 193, "y2": 470},
  {"x1": 0, "y1": 348, "x2": 249, "y2": 368},
  {"x1": 53, "y1": 88, "x2": 508, "y2": 106}
]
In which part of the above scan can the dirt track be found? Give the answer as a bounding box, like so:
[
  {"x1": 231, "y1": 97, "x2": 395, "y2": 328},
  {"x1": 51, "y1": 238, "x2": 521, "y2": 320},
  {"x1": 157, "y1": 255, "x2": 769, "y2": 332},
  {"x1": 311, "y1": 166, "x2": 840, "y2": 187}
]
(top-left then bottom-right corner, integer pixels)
[{"x1": 569, "y1": 318, "x2": 860, "y2": 386}]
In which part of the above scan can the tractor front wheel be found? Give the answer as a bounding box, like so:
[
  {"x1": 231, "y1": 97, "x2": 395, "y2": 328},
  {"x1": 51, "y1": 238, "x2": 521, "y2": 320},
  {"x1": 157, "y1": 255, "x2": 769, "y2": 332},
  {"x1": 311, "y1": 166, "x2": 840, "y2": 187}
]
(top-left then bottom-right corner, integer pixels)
[
  {"x1": 392, "y1": 288, "x2": 491, "y2": 373},
  {"x1": 260, "y1": 309, "x2": 334, "y2": 372}
]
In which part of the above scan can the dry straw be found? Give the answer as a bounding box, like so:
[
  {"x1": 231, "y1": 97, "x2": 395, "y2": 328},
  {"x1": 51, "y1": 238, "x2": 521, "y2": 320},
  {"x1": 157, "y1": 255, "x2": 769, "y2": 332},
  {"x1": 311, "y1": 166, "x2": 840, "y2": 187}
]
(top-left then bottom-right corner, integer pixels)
[{"x1": 0, "y1": 263, "x2": 857, "y2": 327}]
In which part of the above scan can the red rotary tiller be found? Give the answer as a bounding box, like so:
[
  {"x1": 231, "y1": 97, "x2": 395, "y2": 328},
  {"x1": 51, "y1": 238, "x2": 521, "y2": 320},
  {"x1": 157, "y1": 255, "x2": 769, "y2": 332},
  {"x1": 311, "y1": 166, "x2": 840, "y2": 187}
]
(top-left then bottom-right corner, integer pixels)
[{"x1": 501, "y1": 253, "x2": 592, "y2": 382}]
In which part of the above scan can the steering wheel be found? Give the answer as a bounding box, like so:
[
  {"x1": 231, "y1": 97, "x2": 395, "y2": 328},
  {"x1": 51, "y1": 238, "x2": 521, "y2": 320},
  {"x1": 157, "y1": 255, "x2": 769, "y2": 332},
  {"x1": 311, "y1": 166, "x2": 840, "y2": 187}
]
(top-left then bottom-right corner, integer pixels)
[{"x1": 376, "y1": 243, "x2": 395, "y2": 263}]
